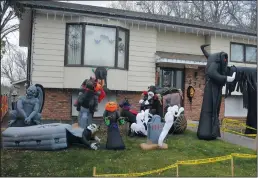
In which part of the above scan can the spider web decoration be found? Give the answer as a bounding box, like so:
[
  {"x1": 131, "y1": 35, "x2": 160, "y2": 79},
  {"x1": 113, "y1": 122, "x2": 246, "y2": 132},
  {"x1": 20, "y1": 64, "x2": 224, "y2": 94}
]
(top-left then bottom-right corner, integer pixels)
[
  {"x1": 118, "y1": 43, "x2": 125, "y2": 53},
  {"x1": 170, "y1": 114, "x2": 187, "y2": 134},
  {"x1": 69, "y1": 25, "x2": 81, "y2": 51}
]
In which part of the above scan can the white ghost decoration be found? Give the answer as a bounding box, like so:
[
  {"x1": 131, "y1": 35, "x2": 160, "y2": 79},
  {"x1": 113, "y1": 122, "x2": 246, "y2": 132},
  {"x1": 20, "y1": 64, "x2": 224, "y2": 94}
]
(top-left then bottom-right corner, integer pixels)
[{"x1": 158, "y1": 105, "x2": 184, "y2": 147}]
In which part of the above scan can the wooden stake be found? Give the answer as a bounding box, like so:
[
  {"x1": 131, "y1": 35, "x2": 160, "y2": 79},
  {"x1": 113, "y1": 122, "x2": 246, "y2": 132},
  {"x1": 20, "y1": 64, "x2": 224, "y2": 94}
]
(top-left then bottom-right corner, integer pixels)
[
  {"x1": 231, "y1": 157, "x2": 234, "y2": 177},
  {"x1": 93, "y1": 167, "x2": 96, "y2": 177},
  {"x1": 176, "y1": 165, "x2": 179, "y2": 177}
]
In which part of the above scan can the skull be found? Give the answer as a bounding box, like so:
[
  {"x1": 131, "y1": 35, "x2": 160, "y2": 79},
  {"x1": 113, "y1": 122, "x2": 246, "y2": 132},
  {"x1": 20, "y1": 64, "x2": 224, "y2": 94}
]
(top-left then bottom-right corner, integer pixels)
[{"x1": 87, "y1": 124, "x2": 100, "y2": 134}]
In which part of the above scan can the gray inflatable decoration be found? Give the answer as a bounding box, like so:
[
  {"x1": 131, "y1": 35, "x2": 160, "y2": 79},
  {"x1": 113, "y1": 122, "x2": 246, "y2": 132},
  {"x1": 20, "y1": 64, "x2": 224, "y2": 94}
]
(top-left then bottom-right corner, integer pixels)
[
  {"x1": 35, "y1": 84, "x2": 45, "y2": 113},
  {"x1": 147, "y1": 115, "x2": 164, "y2": 144},
  {"x1": 2, "y1": 123, "x2": 84, "y2": 150}
]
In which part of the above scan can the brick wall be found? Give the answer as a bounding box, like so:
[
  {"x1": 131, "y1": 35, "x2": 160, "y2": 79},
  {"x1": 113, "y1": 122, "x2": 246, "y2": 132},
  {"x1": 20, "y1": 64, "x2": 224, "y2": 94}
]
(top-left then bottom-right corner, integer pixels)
[
  {"x1": 42, "y1": 69, "x2": 228, "y2": 121},
  {"x1": 42, "y1": 89, "x2": 142, "y2": 121},
  {"x1": 42, "y1": 89, "x2": 71, "y2": 120},
  {"x1": 116, "y1": 91, "x2": 142, "y2": 111},
  {"x1": 183, "y1": 67, "x2": 225, "y2": 121}
]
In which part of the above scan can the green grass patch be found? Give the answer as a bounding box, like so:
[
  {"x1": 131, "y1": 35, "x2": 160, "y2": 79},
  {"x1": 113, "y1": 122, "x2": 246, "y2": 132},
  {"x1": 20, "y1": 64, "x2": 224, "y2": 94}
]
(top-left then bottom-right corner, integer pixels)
[{"x1": 1, "y1": 130, "x2": 256, "y2": 177}]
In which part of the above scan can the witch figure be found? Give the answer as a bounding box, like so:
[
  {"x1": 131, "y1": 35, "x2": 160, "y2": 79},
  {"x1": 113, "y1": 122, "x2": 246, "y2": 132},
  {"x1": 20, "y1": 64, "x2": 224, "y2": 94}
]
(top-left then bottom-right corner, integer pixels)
[
  {"x1": 103, "y1": 102, "x2": 125, "y2": 150},
  {"x1": 119, "y1": 98, "x2": 137, "y2": 137},
  {"x1": 197, "y1": 44, "x2": 236, "y2": 140}
]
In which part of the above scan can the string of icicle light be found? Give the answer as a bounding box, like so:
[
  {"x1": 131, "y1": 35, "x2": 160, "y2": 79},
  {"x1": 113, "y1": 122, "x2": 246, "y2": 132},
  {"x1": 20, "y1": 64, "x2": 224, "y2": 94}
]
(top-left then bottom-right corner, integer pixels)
[{"x1": 39, "y1": 9, "x2": 257, "y2": 44}]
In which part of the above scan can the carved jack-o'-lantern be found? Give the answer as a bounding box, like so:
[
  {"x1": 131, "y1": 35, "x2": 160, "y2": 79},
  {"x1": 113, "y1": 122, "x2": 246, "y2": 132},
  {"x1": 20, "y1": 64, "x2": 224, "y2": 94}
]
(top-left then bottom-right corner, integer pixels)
[{"x1": 105, "y1": 102, "x2": 118, "y2": 112}]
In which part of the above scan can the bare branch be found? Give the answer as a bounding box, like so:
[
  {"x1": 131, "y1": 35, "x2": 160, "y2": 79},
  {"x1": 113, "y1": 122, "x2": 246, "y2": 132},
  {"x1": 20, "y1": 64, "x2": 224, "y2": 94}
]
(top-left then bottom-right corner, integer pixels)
[
  {"x1": 1, "y1": 48, "x2": 27, "y2": 83},
  {"x1": 1, "y1": 24, "x2": 19, "y2": 40}
]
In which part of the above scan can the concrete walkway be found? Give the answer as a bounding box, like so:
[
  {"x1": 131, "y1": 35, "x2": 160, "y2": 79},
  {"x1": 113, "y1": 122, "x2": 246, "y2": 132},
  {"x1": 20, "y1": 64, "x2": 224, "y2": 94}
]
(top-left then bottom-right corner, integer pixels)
[{"x1": 187, "y1": 120, "x2": 257, "y2": 150}]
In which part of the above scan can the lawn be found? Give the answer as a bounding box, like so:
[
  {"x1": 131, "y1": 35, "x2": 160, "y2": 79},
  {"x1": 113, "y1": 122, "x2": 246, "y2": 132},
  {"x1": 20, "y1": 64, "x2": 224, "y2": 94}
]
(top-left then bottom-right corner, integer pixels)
[{"x1": 1, "y1": 129, "x2": 257, "y2": 177}]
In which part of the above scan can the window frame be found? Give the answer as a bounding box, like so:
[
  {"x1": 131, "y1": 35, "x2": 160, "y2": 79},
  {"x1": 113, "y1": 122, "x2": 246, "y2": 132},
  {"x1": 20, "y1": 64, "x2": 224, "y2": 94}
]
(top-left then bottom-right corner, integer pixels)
[
  {"x1": 158, "y1": 67, "x2": 185, "y2": 91},
  {"x1": 230, "y1": 42, "x2": 257, "y2": 64},
  {"x1": 64, "y1": 23, "x2": 130, "y2": 70}
]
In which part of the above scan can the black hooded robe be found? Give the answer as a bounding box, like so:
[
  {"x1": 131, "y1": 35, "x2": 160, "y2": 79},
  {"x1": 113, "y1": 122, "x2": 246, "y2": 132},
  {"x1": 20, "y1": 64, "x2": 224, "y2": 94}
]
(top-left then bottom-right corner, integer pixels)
[
  {"x1": 197, "y1": 47, "x2": 228, "y2": 140},
  {"x1": 103, "y1": 110, "x2": 125, "y2": 150},
  {"x1": 225, "y1": 66, "x2": 257, "y2": 135}
]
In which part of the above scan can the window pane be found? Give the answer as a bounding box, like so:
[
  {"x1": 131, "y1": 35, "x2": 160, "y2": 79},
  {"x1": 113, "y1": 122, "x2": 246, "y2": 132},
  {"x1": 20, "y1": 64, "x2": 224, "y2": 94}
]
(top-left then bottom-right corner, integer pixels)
[
  {"x1": 162, "y1": 70, "x2": 173, "y2": 87},
  {"x1": 246, "y1": 46, "x2": 257, "y2": 63},
  {"x1": 84, "y1": 25, "x2": 116, "y2": 67},
  {"x1": 67, "y1": 25, "x2": 82, "y2": 65},
  {"x1": 159, "y1": 70, "x2": 163, "y2": 87},
  {"x1": 231, "y1": 44, "x2": 244, "y2": 62},
  {"x1": 175, "y1": 71, "x2": 183, "y2": 90},
  {"x1": 117, "y1": 30, "x2": 126, "y2": 68}
]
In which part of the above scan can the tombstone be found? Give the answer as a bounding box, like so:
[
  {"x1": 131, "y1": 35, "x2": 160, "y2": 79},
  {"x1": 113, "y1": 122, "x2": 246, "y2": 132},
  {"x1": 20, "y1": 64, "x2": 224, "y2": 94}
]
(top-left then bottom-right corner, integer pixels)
[
  {"x1": 147, "y1": 115, "x2": 164, "y2": 144},
  {"x1": 140, "y1": 115, "x2": 168, "y2": 150}
]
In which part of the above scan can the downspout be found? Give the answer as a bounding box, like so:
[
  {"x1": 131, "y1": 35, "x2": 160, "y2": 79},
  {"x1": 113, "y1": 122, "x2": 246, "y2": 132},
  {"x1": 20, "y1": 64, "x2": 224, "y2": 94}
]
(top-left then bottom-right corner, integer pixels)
[{"x1": 26, "y1": 9, "x2": 34, "y2": 89}]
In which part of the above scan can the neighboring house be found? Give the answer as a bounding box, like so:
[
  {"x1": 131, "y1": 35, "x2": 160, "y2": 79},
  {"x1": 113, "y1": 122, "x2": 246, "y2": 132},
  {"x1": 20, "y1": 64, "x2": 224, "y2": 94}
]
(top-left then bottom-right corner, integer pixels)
[
  {"x1": 11, "y1": 79, "x2": 27, "y2": 97},
  {"x1": 17, "y1": 1, "x2": 257, "y2": 121}
]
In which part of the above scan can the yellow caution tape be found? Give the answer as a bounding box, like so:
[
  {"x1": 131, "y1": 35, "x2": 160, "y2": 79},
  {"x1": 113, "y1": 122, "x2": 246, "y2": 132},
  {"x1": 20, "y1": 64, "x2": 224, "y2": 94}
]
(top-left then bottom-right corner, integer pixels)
[
  {"x1": 176, "y1": 155, "x2": 232, "y2": 165},
  {"x1": 223, "y1": 118, "x2": 257, "y2": 131},
  {"x1": 94, "y1": 164, "x2": 178, "y2": 177},
  {"x1": 93, "y1": 153, "x2": 257, "y2": 177},
  {"x1": 222, "y1": 128, "x2": 256, "y2": 137},
  {"x1": 187, "y1": 118, "x2": 257, "y2": 137},
  {"x1": 231, "y1": 153, "x2": 257, "y2": 158},
  {"x1": 187, "y1": 123, "x2": 198, "y2": 127}
]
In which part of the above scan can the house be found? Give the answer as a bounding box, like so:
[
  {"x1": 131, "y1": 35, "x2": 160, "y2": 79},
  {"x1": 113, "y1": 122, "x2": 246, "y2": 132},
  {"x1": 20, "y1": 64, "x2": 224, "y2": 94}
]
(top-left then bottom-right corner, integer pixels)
[
  {"x1": 17, "y1": 1, "x2": 257, "y2": 121},
  {"x1": 11, "y1": 79, "x2": 27, "y2": 96}
]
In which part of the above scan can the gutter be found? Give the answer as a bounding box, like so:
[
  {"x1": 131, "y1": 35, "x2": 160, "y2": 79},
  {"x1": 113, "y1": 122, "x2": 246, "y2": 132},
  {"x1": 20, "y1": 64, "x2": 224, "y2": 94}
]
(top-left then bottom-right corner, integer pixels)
[
  {"x1": 26, "y1": 9, "x2": 34, "y2": 89},
  {"x1": 156, "y1": 58, "x2": 207, "y2": 66},
  {"x1": 20, "y1": 4, "x2": 256, "y2": 37}
]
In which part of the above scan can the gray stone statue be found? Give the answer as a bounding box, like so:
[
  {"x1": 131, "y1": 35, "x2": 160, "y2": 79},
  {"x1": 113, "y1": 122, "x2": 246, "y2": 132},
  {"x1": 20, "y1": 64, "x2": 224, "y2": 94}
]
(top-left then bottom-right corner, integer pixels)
[{"x1": 8, "y1": 84, "x2": 44, "y2": 127}]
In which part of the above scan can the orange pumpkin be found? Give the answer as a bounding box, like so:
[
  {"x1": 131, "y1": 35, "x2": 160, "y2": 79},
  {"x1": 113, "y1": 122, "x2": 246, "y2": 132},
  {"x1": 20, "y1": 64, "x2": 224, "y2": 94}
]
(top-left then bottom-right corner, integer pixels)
[{"x1": 105, "y1": 102, "x2": 118, "y2": 112}]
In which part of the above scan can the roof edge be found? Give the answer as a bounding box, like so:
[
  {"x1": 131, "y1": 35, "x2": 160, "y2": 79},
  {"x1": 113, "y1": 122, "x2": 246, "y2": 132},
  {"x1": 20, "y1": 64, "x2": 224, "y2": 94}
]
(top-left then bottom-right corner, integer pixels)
[
  {"x1": 18, "y1": 1, "x2": 256, "y2": 37},
  {"x1": 11, "y1": 79, "x2": 27, "y2": 85}
]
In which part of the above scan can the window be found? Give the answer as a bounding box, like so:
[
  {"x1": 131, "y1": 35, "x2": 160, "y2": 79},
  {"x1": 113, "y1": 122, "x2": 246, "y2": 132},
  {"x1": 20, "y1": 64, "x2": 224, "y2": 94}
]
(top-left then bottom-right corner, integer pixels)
[
  {"x1": 66, "y1": 25, "x2": 83, "y2": 65},
  {"x1": 230, "y1": 43, "x2": 257, "y2": 63},
  {"x1": 158, "y1": 68, "x2": 184, "y2": 90},
  {"x1": 65, "y1": 24, "x2": 129, "y2": 69}
]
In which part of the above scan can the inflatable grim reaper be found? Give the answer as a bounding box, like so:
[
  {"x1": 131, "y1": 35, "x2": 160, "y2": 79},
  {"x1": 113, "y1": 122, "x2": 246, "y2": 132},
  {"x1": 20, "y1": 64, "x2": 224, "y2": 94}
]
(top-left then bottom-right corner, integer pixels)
[{"x1": 197, "y1": 45, "x2": 236, "y2": 140}]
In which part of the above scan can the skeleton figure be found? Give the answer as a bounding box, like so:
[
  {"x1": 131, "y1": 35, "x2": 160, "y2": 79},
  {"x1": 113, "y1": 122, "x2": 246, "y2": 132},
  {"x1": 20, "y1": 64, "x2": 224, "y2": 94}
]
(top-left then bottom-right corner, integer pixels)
[
  {"x1": 81, "y1": 124, "x2": 101, "y2": 150},
  {"x1": 67, "y1": 123, "x2": 101, "y2": 150},
  {"x1": 139, "y1": 90, "x2": 161, "y2": 116},
  {"x1": 158, "y1": 105, "x2": 184, "y2": 147},
  {"x1": 8, "y1": 85, "x2": 42, "y2": 127}
]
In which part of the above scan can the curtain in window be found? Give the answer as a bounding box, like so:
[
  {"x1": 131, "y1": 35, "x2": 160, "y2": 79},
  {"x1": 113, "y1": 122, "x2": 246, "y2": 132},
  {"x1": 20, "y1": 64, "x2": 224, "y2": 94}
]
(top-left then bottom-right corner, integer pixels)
[
  {"x1": 67, "y1": 25, "x2": 82, "y2": 65},
  {"x1": 175, "y1": 71, "x2": 183, "y2": 89},
  {"x1": 84, "y1": 25, "x2": 116, "y2": 67},
  {"x1": 159, "y1": 69, "x2": 184, "y2": 90},
  {"x1": 117, "y1": 30, "x2": 126, "y2": 68},
  {"x1": 230, "y1": 44, "x2": 244, "y2": 62},
  {"x1": 246, "y1": 46, "x2": 257, "y2": 63}
]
